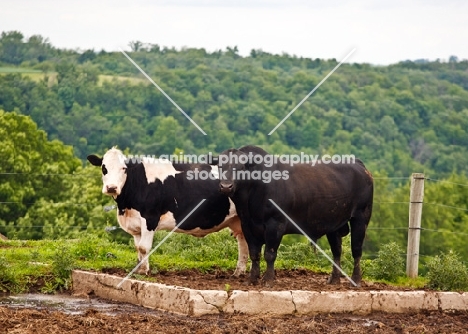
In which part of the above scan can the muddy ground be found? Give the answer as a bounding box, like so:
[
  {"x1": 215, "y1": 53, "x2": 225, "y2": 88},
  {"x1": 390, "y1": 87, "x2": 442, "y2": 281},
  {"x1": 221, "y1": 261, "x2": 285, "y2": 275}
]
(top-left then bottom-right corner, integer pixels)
[
  {"x1": 2, "y1": 269, "x2": 468, "y2": 333},
  {"x1": 109, "y1": 267, "x2": 420, "y2": 292},
  {"x1": 2, "y1": 307, "x2": 468, "y2": 334}
]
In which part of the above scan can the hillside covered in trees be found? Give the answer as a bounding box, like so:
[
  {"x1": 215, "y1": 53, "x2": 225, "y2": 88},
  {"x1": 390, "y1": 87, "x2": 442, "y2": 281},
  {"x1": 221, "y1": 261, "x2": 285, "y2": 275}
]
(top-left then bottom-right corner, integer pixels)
[
  {"x1": 1, "y1": 31, "x2": 467, "y2": 261},
  {"x1": 1, "y1": 31, "x2": 468, "y2": 177}
]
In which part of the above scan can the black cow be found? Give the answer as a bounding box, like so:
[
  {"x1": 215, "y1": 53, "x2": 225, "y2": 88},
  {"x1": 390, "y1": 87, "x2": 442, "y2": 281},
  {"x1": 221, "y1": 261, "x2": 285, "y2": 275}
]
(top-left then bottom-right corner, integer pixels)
[
  {"x1": 87, "y1": 147, "x2": 248, "y2": 276},
  {"x1": 214, "y1": 146, "x2": 373, "y2": 286}
]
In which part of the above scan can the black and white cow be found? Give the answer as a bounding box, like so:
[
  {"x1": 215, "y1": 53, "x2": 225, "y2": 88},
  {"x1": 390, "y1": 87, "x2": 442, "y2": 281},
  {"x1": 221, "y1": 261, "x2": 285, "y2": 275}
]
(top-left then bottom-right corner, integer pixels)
[
  {"x1": 215, "y1": 146, "x2": 373, "y2": 286},
  {"x1": 87, "y1": 147, "x2": 248, "y2": 275}
]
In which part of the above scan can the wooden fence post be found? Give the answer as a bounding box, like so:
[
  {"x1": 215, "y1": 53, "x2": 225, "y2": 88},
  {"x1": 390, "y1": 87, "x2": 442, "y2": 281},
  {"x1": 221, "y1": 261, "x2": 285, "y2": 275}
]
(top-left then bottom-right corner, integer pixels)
[{"x1": 406, "y1": 173, "x2": 425, "y2": 278}]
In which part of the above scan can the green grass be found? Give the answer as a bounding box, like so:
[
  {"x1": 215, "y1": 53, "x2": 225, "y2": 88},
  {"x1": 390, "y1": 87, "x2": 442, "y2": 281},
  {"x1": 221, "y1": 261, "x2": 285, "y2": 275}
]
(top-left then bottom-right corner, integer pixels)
[
  {"x1": 0, "y1": 230, "x2": 326, "y2": 293},
  {"x1": 0, "y1": 67, "x2": 146, "y2": 86},
  {"x1": 0, "y1": 66, "x2": 56, "y2": 85},
  {"x1": 0, "y1": 236, "x2": 135, "y2": 293},
  {"x1": 0, "y1": 67, "x2": 42, "y2": 73},
  {"x1": 0, "y1": 231, "x2": 433, "y2": 294},
  {"x1": 98, "y1": 74, "x2": 147, "y2": 86}
]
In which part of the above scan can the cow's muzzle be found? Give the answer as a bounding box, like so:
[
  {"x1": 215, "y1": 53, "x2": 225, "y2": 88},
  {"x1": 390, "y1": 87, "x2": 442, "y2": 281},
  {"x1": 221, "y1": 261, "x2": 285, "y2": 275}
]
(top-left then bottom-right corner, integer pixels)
[
  {"x1": 219, "y1": 182, "x2": 234, "y2": 194},
  {"x1": 105, "y1": 185, "x2": 118, "y2": 194}
]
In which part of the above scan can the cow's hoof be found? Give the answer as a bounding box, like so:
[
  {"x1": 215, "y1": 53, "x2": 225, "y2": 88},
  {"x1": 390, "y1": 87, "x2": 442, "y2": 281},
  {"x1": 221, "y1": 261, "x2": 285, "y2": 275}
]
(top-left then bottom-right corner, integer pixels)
[
  {"x1": 135, "y1": 265, "x2": 149, "y2": 275},
  {"x1": 327, "y1": 276, "x2": 341, "y2": 285},
  {"x1": 262, "y1": 274, "x2": 276, "y2": 287},
  {"x1": 263, "y1": 279, "x2": 275, "y2": 288},
  {"x1": 232, "y1": 270, "x2": 246, "y2": 278},
  {"x1": 351, "y1": 278, "x2": 362, "y2": 288},
  {"x1": 245, "y1": 279, "x2": 258, "y2": 286}
]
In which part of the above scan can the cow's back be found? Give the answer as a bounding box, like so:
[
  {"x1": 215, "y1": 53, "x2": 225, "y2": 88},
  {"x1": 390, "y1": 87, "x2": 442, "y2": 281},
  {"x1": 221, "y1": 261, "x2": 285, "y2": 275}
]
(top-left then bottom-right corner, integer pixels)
[
  {"x1": 249, "y1": 159, "x2": 373, "y2": 238},
  {"x1": 163, "y1": 166, "x2": 232, "y2": 230}
]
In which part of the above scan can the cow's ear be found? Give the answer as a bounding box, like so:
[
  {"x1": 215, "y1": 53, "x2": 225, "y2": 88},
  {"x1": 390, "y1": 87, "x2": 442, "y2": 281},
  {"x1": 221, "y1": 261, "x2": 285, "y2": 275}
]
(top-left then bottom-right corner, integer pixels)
[
  {"x1": 87, "y1": 155, "x2": 103, "y2": 166},
  {"x1": 209, "y1": 156, "x2": 219, "y2": 165}
]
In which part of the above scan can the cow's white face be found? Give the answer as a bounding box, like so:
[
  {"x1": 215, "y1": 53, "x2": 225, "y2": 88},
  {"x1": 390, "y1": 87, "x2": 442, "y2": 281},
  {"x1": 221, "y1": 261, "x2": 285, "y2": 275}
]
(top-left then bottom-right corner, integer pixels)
[
  {"x1": 88, "y1": 147, "x2": 183, "y2": 198},
  {"x1": 100, "y1": 148, "x2": 128, "y2": 196},
  {"x1": 87, "y1": 148, "x2": 128, "y2": 197}
]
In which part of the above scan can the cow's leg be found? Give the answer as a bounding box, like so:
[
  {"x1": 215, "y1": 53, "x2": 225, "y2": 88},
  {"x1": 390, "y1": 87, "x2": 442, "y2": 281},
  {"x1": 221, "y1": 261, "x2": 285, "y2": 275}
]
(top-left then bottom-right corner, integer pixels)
[
  {"x1": 132, "y1": 233, "x2": 152, "y2": 275},
  {"x1": 239, "y1": 217, "x2": 261, "y2": 285},
  {"x1": 233, "y1": 233, "x2": 249, "y2": 276},
  {"x1": 248, "y1": 241, "x2": 262, "y2": 285},
  {"x1": 262, "y1": 219, "x2": 284, "y2": 286},
  {"x1": 133, "y1": 236, "x2": 150, "y2": 275},
  {"x1": 227, "y1": 216, "x2": 248, "y2": 276},
  {"x1": 136, "y1": 224, "x2": 155, "y2": 275},
  {"x1": 349, "y1": 211, "x2": 370, "y2": 287},
  {"x1": 326, "y1": 231, "x2": 343, "y2": 284},
  {"x1": 118, "y1": 210, "x2": 151, "y2": 275},
  {"x1": 132, "y1": 234, "x2": 143, "y2": 266}
]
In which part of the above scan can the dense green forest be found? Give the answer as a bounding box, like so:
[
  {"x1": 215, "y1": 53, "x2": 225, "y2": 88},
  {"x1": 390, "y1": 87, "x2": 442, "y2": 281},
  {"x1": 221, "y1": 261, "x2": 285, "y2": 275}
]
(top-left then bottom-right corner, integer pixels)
[{"x1": 1, "y1": 31, "x2": 467, "y2": 263}]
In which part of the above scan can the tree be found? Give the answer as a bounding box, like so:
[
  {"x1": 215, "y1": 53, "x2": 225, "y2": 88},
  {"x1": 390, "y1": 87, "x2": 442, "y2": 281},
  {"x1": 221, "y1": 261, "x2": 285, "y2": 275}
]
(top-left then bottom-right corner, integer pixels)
[
  {"x1": 148, "y1": 116, "x2": 186, "y2": 154},
  {"x1": 16, "y1": 165, "x2": 111, "y2": 240},
  {"x1": 25, "y1": 34, "x2": 52, "y2": 62},
  {"x1": 0, "y1": 31, "x2": 25, "y2": 65},
  {"x1": 0, "y1": 110, "x2": 81, "y2": 238},
  {"x1": 1, "y1": 32, "x2": 468, "y2": 181},
  {"x1": 129, "y1": 41, "x2": 144, "y2": 52},
  {"x1": 78, "y1": 49, "x2": 96, "y2": 64}
]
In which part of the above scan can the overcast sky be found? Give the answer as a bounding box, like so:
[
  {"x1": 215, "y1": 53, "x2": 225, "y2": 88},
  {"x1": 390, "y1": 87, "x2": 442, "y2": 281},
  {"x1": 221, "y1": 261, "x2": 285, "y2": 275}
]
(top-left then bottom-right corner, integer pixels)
[{"x1": 2, "y1": 0, "x2": 467, "y2": 65}]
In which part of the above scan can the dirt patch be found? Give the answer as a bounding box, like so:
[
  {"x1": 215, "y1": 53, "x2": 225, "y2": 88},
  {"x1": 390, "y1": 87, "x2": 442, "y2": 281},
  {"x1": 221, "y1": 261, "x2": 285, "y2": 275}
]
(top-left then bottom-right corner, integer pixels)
[
  {"x1": 2, "y1": 269, "x2": 468, "y2": 333},
  {"x1": 1, "y1": 306, "x2": 468, "y2": 333},
  {"x1": 101, "y1": 267, "x2": 422, "y2": 292}
]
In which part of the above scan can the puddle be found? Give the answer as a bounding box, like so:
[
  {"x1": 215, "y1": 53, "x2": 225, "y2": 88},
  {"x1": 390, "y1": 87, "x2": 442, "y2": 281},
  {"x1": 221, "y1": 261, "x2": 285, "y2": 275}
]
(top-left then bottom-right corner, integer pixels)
[{"x1": 0, "y1": 293, "x2": 154, "y2": 316}]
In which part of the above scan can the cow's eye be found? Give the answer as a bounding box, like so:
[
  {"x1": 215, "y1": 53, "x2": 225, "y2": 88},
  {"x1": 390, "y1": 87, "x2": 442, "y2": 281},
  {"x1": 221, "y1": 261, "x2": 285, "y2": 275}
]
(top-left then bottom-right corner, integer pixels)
[
  {"x1": 102, "y1": 165, "x2": 108, "y2": 175},
  {"x1": 123, "y1": 167, "x2": 127, "y2": 174}
]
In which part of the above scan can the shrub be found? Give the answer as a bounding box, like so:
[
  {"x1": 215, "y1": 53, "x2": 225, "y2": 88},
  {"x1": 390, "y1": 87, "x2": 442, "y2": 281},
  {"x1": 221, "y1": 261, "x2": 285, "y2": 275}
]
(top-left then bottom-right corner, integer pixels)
[
  {"x1": 42, "y1": 244, "x2": 75, "y2": 293},
  {"x1": 72, "y1": 233, "x2": 105, "y2": 260},
  {"x1": 0, "y1": 255, "x2": 25, "y2": 293},
  {"x1": 367, "y1": 242, "x2": 405, "y2": 282},
  {"x1": 426, "y1": 250, "x2": 468, "y2": 291},
  {"x1": 278, "y1": 242, "x2": 321, "y2": 268},
  {"x1": 0, "y1": 256, "x2": 14, "y2": 292}
]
